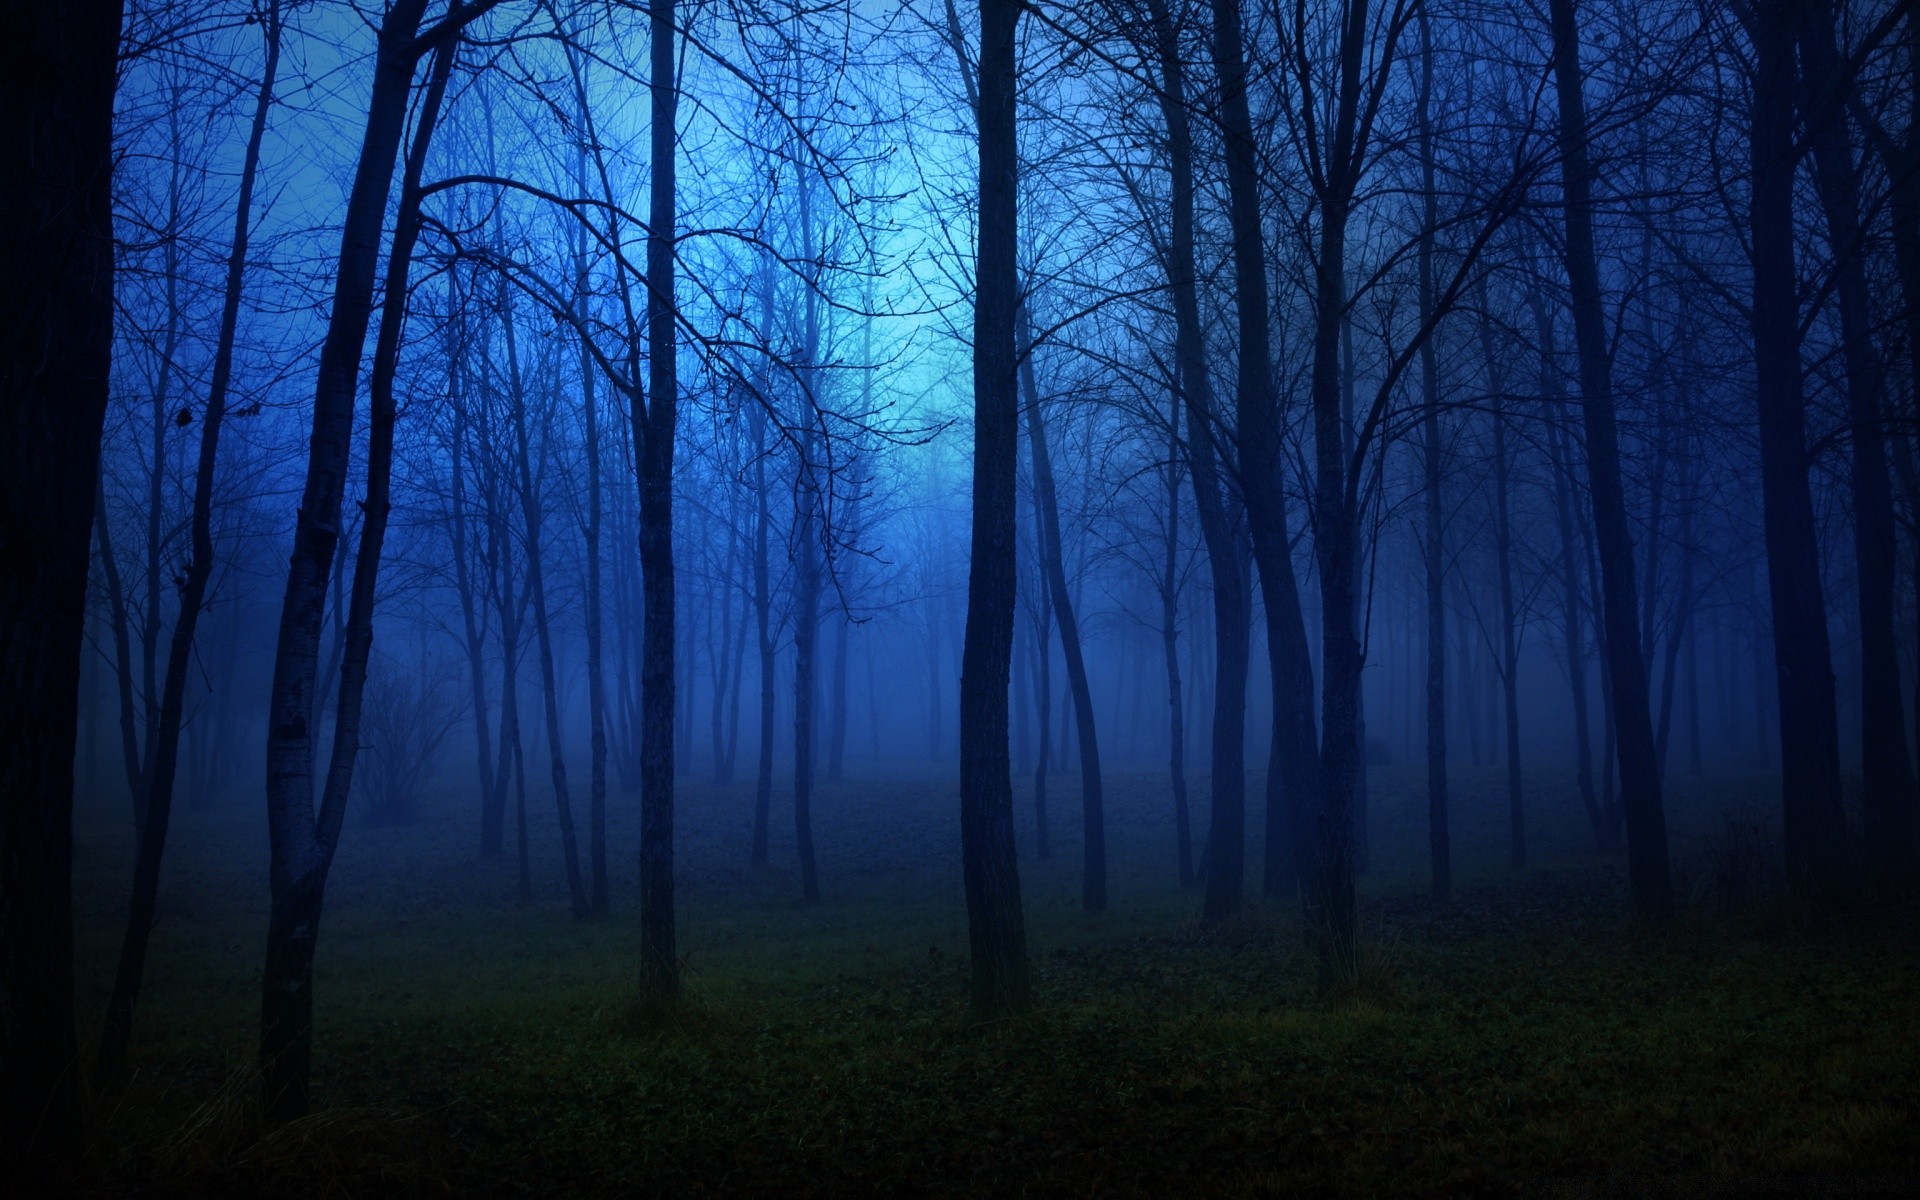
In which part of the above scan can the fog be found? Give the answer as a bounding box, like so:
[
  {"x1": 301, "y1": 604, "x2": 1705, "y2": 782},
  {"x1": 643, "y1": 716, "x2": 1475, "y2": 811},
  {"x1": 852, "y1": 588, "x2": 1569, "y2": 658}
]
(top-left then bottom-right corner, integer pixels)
[{"x1": 5, "y1": 0, "x2": 1916, "y2": 1189}]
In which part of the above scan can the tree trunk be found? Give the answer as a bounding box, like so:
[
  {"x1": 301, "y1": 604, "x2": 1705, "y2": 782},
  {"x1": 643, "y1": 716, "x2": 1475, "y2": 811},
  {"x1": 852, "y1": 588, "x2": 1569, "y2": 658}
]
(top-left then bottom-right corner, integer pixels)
[
  {"x1": 1144, "y1": 0, "x2": 1251, "y2": 906},
  {"x1": 1547, "y1": 0, "x2": 1672, "y2": 920},
  {"x1": 95, "y1": 2, "x2": 282, "y2": 1092},
  {"x1": 0, "y1": 0, "x2": 121, "y2": 1156},
  {"x1": 1418, "y1": 10, "x2": 1451, "y2": 903},
  {"x1": 502, "y1": 285, "x2": 590, "y2": 919},
  {"x1": 1531, "y1": 291, "x2": 1608, "y2": 849},
  {"x1": 1749, "y1": 0, "x2": 1849, "y2": 901},
  {"x1": 1210, "y1": 0, "x2": 1318, "y2": 919},
  {"x1": 94, "y1": 478, "x2": 146, "y2": 817},
  {"x1": 1802, "y1": 0, "x2": 1915, "y2": 886},
  {"x1": 1163, "y1": 380, "x2": 1194, "y2": 891},
  {"x1": 1018, "y1": 308, "x2": 1104, "y2": 911},
  {"x1": 1478, "y1": 301, "x2": 1525, "y2": 872},
  {"x1": 792, "y1": 171, "x2": 824, "y2": 904},
  {"x1": 261, "y1": 15, "x2": 456, "y2": 1120},
  {"x1": 575, "y1": 163, "x2": 610, "y2": 916},
  {"x1": 638, "y1": 0, "x2": 681, "y2": 1007},
  {"x1": 1031, "y1": 585, "x2": 1053, "y2": 860},
  {"x1": 1303, "y1": 0, "x2": 1372, "y2": 983},
  {"x1": 449, "y1": 286, "x2": 503, "y2": 856},
  {"x1": 794, "y1": 500, "x2": 821, "y2": 901},
  {"x1": 960, "y1": 0, "x2": 1031, "y2": 1020},
  {"x1": 827, "y1": 601, "x2": 849, "y2": 783},
  {"x1": 750, "y1": 373, "x2": 775, "y2": 866}
]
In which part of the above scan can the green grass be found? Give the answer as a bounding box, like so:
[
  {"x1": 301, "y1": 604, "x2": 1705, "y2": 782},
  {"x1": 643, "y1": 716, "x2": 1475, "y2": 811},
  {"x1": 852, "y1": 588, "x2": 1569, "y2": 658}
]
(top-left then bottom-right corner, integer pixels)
[{"x1": 61, "y1": 763, "x2": 1920, "y2": 1195}]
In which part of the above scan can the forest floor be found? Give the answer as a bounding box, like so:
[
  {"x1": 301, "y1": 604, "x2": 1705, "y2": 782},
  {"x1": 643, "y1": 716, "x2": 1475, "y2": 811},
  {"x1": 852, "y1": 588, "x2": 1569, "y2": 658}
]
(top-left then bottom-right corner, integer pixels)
[{"x1": 58, "y1": 761, "x2": 1920, "y2": 1196}]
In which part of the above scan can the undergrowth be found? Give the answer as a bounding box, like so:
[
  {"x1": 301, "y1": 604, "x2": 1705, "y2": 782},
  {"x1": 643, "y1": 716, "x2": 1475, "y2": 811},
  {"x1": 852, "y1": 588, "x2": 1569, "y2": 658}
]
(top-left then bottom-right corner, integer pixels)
[{"x1": 54, "y1": 766, "x2": 1920, "y2": 1196}]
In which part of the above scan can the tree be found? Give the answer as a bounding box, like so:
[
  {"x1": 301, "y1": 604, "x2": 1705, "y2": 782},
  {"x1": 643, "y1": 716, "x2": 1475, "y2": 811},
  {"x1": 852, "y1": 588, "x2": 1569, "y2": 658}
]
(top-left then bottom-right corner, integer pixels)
[
  {"x1": 638, "y1": 0, "x2": 681, "y2": 1008},
  {"x1": 1546, "y1": 0, "x2": 1672, "y2": 922},
  {"x1": 95, "y1": 0, "x2": 284, "y2": 1092},
  {"x1": 259, "y1": 2, "x2": 476, "y2": 1120},
  {"x1": 1416, "y1": 5, "x2": 1451, "y2": 903},
  {"x1": 1141, "y1": 0, "x2": 1241, "y2": 901},
  {"x1": 1209, "y1": 0, "x2": 1320, "y2": 921},
  {"x1": 0, "y1": 0, "x2": 123, "y2": 1158},
  {"x1": 1799, "y1": 0, "x2": 1914, "y2": 888},
  {"x1": 959, "y1": 0, "x2": 1032, "y2": 1020},
  {"x1": 1018, "y1": 306, "x2": 1105, "y2": 911}
]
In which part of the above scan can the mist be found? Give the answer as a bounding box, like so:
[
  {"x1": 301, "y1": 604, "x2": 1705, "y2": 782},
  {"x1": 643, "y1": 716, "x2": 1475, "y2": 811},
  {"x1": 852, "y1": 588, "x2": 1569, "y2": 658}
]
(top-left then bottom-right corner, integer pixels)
[{"x1": 4, "y1": 0, "x2": 1917, "y2": 1192}]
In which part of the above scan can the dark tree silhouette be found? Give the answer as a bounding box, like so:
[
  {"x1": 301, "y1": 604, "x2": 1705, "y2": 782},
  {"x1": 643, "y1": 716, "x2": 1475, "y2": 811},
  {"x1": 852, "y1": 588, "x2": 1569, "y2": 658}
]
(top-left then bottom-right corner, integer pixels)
[
  {"x1": 959, "y1": 0, "x2": 1031, "y2": 1021},
  {"x1": 0, "y1": 0, "x2": 122, "y2": 1158}
]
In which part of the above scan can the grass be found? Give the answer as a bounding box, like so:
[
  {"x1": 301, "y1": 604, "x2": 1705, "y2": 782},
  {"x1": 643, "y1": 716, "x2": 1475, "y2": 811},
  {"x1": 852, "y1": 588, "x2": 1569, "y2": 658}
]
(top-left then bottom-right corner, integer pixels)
[{"x1": 58, "y1": 760, "x2": 1920, "y2": 1196}]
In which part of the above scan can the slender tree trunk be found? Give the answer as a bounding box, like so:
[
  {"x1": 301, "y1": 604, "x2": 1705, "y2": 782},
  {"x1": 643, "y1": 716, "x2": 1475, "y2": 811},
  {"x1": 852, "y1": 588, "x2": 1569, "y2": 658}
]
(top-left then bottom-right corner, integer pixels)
[
  {"x1": 1418, "y1": 11, "x2": 1450, "y2": 902},
  {"x1": 791, "y1": 172, "x2": 824, "y2": 904},
  {"x1": 260, "y1": 18, "x2": 457, "y2": 1120},
  {"x1": 95, "y1": 480, "x2": 146, "y2": 815},
  {"x1": 827, "y1": 601, "x2": 849, "y2": 783},
  {"x1": 1749, "y1": 0, "x2": 1849, "y2": 901},
  {"x1": 1210, "y1": 0, "x2": 1319, "y2": 919},
  {"x1": 1303, "y1": 0, "x2": 1373, "y2": 982},
  {"x1": 1345, "y1": 309, "x2": 1370, "y2": 877},
  {"x1": 750, "y1": 394, "x2": 775, "y2": 866},
  {"x1": 725, "y1": 536, "x2": 749, "y2": 781},
  {"x1": 1128, "y1": 0, "x2": 1251, "y2": 906},
  {"x1": 960, "y1": 0, "x2": 1031, "y2": 1020},
  {"x1": 1547, "y1": 0, "x2": 1672, "y2": 920},
  {"x1": 449, "y1": 288, "x2": 503, "y2": 856},
  {"x1": 501, "y1": 582, "x2": 532, "y2": 905},
  {"x1": 710, "y1": 561, "x2": 733, "y2": 784},
  {"x1": 793, "y1": 508, "x2": 821, "y2": 901},
  {"x1": 1163, "y1": 384, "x2": 1194, "y2": 890},
  {"x1": 1533, "y1": 293, "x2": 1608, "y2": 849},
  {"x1": 1654, "y1": 427, "x2": 1697, "y2": 780},
  {"x1": 1014, "y1": 594, "x2": 1031, "y2": 777},
  {"x1": 638, "y1": 0, "x2": 681, "y2": 1006},
  {"x1": 94, "y1": 3, "x2": 282, "y2": 1091},
  {"x1": 137, "y1": 103, "x2": 189, "y2": 835},
  {"x1": 1018, "y1": 309, "x2": 1104, "y2": 911},
  {"x1": 575, "y1": 183, "x2": 610, "y2": 917},
  {"x1": 1802, "y1": 0, "x2": 1915, "y2": 885},
  {"x1": 502, "y1": 287, "x2": 589, "y2": 919},
  {"x1": 0, "y1": 0, "x2": 122, "y2": 1156},
  {"x1": 1031, "y1": 588, "x2": 1053, "y2": 860},
  {"x1": 1479, "y1": 306, "x2": 1526, "y2": 871}
]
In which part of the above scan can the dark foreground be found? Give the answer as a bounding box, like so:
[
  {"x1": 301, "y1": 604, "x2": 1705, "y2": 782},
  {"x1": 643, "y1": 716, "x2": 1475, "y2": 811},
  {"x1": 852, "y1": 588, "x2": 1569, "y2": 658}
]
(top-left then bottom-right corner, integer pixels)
[{"x1": 57, "y1": 766, "x2": 1920, "y2": 1196}]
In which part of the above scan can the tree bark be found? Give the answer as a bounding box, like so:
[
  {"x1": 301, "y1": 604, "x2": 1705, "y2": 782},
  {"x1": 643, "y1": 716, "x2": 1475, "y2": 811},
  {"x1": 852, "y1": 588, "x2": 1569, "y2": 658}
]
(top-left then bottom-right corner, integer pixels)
[
  {"x1": 1417, "y1": 9, "x2": 1451, "y2": 903},
  {"x1": 1749, "y1": 0, "x2": 1849, "y2": 901},
  {"x1": 95, "y1": 1, "x2": 282, "y2": 1092},
  {"x1": 1477, "y1": 299, "x2": 1525, "y2": 872},
  {"x1": 1303, "y1": 0, "x2": 1373, "y2": 983},
  {"x1": 1210, "y1": 0, "x2": 1319, "y2": 919},
  {"x1": 1536, "y1": 315, "x2": 1622, "y2": 848},
  {"x1": 502, "y1": 283, "x2": 590, "y2": 919},
  {"x1": 750, "y1": 262, "x2": 777, "y2": 867},
  {"x1": 574, "y1": 148, "x2": 610, "y2": 915},
  {"x1": 1802, "y1": 0, "x2": 1915, "y2": 886},
  {"x1": 0, "y1": 0, "x2": 122, "y2": 1157},
  {"x1": 960, "y1": 0, "x2": 1031, "y2": 1020},
  {"x1": 1547, "y1": 0, "x2": 1672, "y2": 920},
  {"x1": 1030, "y1": 579, "x2": 1054, "y2": 860},
  {"x1": 1144, "y1": 0, "x2": 1236, "y2": 902},
  {"x1": 1163, "y1": 380, "x2": 1194, "y2": 891},
  {"x1": 638, "y1": 0, "x2": 681, "y2": 1007},
  {"x1": 792, "y1": 169, "x2": 824, "y2": 904},
  {"x1": 260, "y1": 13, "x2": 458, "y2": 1119},
  {"x1": 1018, "y1": 308, "x2": 1105, "y2": 911}
]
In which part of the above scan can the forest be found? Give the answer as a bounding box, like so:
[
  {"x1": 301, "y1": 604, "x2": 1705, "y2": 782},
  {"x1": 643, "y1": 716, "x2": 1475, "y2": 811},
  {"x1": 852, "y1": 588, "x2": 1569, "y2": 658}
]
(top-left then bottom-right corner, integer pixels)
[{"x1": 2, "y1": 0, "x2": 1917, "y2": 1193}]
